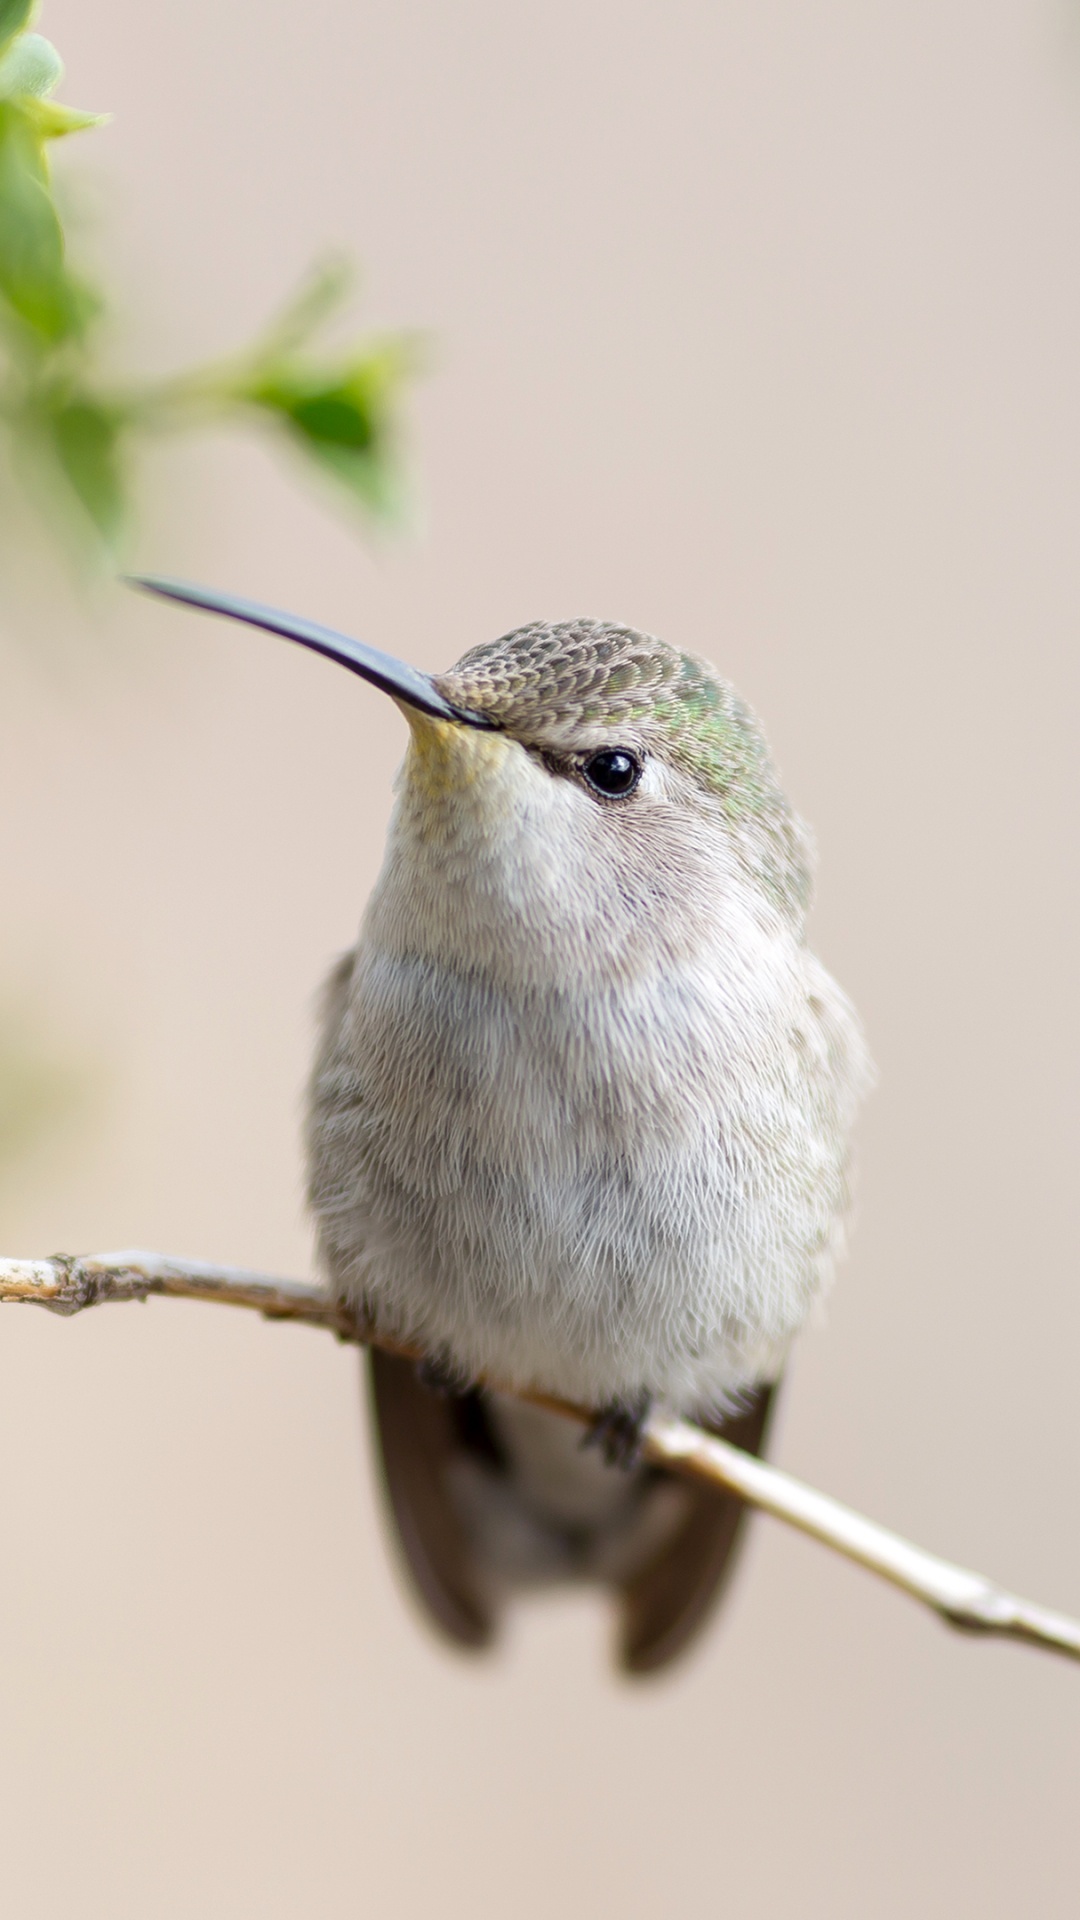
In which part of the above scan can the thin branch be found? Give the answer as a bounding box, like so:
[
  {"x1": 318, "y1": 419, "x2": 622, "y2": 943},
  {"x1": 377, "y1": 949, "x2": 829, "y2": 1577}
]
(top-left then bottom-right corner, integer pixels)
[
  {"x1": 2, "y1": 1250, "x2": 1078, "y2": 1668},
  {"x1": 0, "y1": 1249, "x2": 361, "y2": 1334},
  {"x1": 645, "y1": 1417, "x2": 1080, "y2": 1662}
]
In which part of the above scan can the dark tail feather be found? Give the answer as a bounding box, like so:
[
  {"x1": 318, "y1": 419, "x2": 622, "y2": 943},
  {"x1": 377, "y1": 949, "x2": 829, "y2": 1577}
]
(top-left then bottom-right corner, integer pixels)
[
  {"x1": 366, "y1": 1347, "x2": 495, "y2": 1650},
  {"x1": 617, "y1": 1382, "x2": 778, "y2": 1675}
]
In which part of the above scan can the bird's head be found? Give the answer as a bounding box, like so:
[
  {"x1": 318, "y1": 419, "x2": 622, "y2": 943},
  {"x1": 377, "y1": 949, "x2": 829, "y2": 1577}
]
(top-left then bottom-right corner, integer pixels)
[{"x1": 132, "y1": 581, "x2": 812, "y2": 967}]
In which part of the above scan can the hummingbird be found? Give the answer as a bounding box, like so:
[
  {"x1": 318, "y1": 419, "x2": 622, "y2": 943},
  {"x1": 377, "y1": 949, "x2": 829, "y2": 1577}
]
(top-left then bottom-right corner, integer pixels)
[{"x1": 135, "y1": 576, "x2": 871, "y2": 1674}]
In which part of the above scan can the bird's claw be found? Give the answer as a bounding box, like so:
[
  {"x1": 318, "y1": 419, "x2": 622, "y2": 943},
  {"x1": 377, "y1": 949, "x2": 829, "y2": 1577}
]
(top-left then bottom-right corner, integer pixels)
[
  {"x1": 582, "y1": 1395, "x2": 652, "y2": 1469},
  {"x1": 415, "y1": 1350, "x2": 473, "y2": 1397}
]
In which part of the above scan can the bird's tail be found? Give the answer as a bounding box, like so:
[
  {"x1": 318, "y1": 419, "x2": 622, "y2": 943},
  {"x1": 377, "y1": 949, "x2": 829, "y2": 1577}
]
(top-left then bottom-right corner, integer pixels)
[{"x1": 365, "y1": 1347, "x2": 776, "y2": 1674}]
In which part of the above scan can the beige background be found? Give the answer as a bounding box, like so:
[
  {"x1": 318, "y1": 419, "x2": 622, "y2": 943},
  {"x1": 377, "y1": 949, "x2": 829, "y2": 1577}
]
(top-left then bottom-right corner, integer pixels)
[{"x1": 2, "y1": 1, "x2": 1079, "y2": 1913}]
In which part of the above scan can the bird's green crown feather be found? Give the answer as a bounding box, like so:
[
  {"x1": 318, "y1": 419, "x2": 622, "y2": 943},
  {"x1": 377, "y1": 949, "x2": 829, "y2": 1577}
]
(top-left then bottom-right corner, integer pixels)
[{"x1": 437, "y1": 619, "x2": 811, "y2": 915}]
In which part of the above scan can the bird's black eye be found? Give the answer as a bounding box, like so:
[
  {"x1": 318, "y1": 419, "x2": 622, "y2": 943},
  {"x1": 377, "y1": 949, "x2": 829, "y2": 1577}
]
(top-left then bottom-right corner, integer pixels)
[{"x1": 582, "y1": 748, "x2": 642, "y2": 798}]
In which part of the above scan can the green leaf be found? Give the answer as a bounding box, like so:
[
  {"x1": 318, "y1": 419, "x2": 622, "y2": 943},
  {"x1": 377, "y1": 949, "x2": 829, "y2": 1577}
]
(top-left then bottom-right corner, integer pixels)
[
  {"x1": 0, "y1": 31, "x2": 62, "y2": 99},
  {"x1": 44, "y1": 394, "x2": 126, "y2": 542},
  {"x1": 0, "y1": 0, "x2": 35, "y2": 59},
  {"x1": 0, "y1": 32, "x2": 104, "y2": 136},
  {"x1": 19, "y1": 94, "x2": 104, "y2": 139},
  {"x1": 243, "y1": 338, "x2": 416, "y2": 513},
  {"x1": 0, "y1": 101, "x2": 92, "y2": 340},
  {"x1": 274, "y1": 380, "x2": 376, "y2": 449}
]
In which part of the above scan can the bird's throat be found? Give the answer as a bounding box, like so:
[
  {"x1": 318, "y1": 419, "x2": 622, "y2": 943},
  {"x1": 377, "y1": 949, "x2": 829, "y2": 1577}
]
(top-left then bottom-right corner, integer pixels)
[{"x1": 402, "y1": 710, "x2": 513, "y2": 803}]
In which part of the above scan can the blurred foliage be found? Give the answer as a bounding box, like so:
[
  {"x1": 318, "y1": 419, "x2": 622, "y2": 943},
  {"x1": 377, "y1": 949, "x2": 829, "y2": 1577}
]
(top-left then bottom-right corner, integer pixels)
[
  {"x1": 0, "y1": 7, "x2": 421, "y2": 1188},
  {"x1": 0, "y1": 1005, "x2": 86, "y2": 1182},
  {"x1": 0, "y1": 5, "x2": 419, "y2": 559}
]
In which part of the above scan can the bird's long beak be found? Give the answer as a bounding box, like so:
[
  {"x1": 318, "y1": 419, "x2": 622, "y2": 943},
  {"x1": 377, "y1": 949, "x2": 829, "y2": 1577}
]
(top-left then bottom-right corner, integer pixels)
[{"x1": 128, "y1": 576, "x2": 495, "y2": 730}]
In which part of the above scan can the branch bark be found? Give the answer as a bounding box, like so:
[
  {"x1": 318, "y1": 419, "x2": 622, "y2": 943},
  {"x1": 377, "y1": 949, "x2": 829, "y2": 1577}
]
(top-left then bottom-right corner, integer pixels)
[{"x1": 2, "y1": 1249, "x2": 1078, "y2": 1667}]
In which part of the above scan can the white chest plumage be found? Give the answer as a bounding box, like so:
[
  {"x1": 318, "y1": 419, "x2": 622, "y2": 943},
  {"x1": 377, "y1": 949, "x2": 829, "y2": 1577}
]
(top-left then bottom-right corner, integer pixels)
[{"x1": 307, "y1": 729, "x2": 867, "y2": 1417}]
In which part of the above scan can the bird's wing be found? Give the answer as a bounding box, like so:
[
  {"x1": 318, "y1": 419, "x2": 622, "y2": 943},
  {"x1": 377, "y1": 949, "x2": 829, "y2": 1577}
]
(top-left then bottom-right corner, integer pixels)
[
  {"x1": 366, "y1": 1346, "x2": 496, "y2": 1649},
  {"x1": 616, "y1": 1382, "x2": 778, "y2": 1674}
]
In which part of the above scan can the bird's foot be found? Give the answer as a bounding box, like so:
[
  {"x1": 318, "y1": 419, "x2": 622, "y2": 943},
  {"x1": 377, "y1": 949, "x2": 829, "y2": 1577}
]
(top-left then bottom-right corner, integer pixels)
[
  {"x1": 415, "y1": 1349, "x2": 473, "y2": 1397},
  {"x1": 582, "y1": 1394, "x2": 653, "y2": 1470}
]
